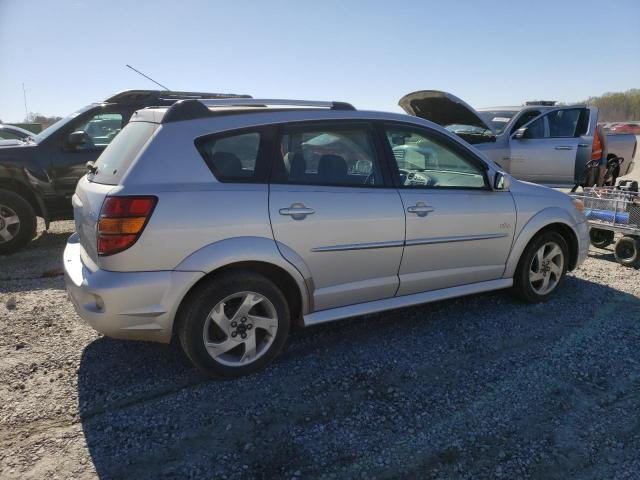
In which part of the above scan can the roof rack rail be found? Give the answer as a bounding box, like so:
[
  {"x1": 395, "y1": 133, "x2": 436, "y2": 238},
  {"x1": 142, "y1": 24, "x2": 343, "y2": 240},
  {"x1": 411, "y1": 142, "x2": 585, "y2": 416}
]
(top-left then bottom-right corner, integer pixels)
[
  {"x1": 162, "y1": 98, "x2": 356, "y2": 123},
  {"x1": 104, "y1": 89, "x2": 252, "y2": 104},
  {"x1": 198, "y1": 98, "x2": 355, "y2": 110}
]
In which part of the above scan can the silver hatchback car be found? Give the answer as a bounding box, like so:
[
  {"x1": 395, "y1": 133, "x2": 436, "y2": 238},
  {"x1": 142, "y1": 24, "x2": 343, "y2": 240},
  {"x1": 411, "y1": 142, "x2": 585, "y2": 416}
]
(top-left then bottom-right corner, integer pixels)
[{"x1": 64, "y1": 98, "x2": 589, "y2": 377}]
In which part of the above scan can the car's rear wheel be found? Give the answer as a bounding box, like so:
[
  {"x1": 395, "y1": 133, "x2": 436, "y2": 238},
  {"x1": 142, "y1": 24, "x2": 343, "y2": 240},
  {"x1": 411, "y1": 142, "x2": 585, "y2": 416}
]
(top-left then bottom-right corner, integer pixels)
[
  {"x1": 614, "y1": 235, "x2": 640, "y2": 268},
  {"x1": 589, "y1": 228, "x2": 615, "y2": 249},
  {"x1": 512, "y1": 231, "x2": 568, "y2": 303},
  {"x1": 178, "y1": 271, "x2": 290, "y2": 378},
  {"x1": 0, "y1": 190, "x2": 37, "y2": 255}
]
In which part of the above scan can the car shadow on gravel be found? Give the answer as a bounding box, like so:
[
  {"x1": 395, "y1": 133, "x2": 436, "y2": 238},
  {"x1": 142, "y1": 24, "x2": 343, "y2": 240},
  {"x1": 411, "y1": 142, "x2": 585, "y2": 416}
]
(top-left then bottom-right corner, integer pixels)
[{"x1": 77, "y1": 276, "x2": 640, "y2": 479}]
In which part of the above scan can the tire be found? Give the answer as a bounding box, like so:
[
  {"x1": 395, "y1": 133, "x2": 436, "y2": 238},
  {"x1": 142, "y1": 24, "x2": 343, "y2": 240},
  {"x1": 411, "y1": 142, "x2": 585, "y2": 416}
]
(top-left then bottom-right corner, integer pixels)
[
  {"x1": 177, "y1": 271, "x2": 291, "y2": 378},
  {"x1": 614, "y1": 236, "x2": 640, "y2": 268},
  {"x1": 589, "y1": 228, "x2": 615, "y2": 249},
  {"x1": 0, "y1": 189, "x2": 37, "y2": 255},
  {"x1": 511, "y1": 231, "x2": 569, "y2": 303}
]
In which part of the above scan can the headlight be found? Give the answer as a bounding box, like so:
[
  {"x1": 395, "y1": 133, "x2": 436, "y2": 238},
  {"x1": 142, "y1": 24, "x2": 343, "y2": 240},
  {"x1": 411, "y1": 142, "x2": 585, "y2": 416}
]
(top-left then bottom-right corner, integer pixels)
[{"x1": 572, "y1": 198, "x2": 585, "y2": 213}]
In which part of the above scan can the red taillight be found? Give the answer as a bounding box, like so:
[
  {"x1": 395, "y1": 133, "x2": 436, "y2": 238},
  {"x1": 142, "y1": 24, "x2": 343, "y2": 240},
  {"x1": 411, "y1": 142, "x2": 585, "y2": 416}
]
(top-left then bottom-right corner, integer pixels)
[{"x1": 97, "y1": 196, "x2": 157, "y2": 256}]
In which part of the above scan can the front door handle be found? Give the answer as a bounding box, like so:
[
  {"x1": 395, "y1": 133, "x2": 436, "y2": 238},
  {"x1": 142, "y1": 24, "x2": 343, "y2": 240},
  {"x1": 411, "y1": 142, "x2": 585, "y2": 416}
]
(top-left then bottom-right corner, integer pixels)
[
  {"x1": 279, "y1": 203, "x2": 315, "y2": 220},
  {"x1": 578, "y1": 143, "x2": 590, "y2": 148},
  {"x1": 554, "y1": 146, "x2": 573, "y2": 150},
  {"x1": 407, "y1": 202, "x2": 434, "y2": 217}
]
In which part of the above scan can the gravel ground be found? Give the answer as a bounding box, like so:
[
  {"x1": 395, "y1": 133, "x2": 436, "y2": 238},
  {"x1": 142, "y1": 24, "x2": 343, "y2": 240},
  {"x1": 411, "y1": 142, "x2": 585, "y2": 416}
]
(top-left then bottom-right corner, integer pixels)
[{"x1": 1, "y1": 220, "x2": 639, "y2": 479}]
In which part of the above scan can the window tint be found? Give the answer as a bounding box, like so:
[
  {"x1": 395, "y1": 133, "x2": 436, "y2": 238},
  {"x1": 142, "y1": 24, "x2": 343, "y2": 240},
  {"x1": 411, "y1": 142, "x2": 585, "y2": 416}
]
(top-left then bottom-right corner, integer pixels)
[
  {"x1": 384, "y1": 126, "x2": 487, "y2": 189},
  {"x1": 523, "y1": 109, "x2": 583, "y2": 139},
  {"x1": 277, "y1": 125, "x2": 383, "y2": 186},
  {"x1": 74, "y1": 113, "x2": 123, "y2": 149},
  {"x1": 92, "y1": 121, "x2": 157, "y2": 185},
  {"x1": 199, "y1": 131, "x2": 261, "y2": 182}
]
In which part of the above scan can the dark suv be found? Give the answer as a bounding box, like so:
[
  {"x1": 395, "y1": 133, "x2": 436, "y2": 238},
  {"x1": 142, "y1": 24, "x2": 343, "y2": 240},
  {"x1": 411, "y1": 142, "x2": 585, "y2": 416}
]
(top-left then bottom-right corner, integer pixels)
[{"x1": 0, "y1": 90, "x2": 250, "y2": 253}]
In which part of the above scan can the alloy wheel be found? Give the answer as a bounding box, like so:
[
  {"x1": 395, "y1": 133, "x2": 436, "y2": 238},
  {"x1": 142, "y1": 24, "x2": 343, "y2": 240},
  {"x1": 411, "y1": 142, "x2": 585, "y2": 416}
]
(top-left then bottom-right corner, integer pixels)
[
  {"x1": 0, "y1": 204, "x2": 20, "y2": 244},
  {"x1": 529, "y1": 242, "x2": 564, "y2": 295},
  {"x1": 202, "y1": 291, "x2": 278, "y2": 366}
]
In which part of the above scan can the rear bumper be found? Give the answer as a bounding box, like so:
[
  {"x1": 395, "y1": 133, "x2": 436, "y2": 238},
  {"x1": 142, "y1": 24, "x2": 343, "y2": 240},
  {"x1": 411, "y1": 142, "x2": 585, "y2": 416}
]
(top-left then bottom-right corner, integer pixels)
[
  {"x1": 63, "y1": 234, "x2": 203, "y2": 343},
  {"x1": 575, "y1": 220, "x2": 590, "y2": 268}
]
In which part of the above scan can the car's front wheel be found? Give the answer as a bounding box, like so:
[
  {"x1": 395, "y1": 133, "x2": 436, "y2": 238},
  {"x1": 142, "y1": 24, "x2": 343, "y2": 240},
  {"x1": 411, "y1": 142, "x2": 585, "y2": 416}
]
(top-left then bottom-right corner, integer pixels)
[
  {"x1": 512, "y1": 231, "x2": 569, "y2": 303},
  {"x1": 178, "y1": 271, "x2": 290, "y2": 378}
]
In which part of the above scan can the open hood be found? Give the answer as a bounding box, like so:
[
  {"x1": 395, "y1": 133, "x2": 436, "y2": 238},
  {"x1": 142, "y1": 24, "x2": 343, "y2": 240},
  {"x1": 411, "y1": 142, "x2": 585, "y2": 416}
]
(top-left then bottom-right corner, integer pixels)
[{"x1": 399, "y1": 90, "x2": 495, "y2": 134}]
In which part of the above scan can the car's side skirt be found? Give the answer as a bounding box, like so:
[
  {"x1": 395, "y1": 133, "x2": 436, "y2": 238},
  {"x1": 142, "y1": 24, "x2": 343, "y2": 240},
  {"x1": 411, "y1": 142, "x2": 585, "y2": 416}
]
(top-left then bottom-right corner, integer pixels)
[{"x1": 303, "y1": 278, "x2": 513, "y2": 326}]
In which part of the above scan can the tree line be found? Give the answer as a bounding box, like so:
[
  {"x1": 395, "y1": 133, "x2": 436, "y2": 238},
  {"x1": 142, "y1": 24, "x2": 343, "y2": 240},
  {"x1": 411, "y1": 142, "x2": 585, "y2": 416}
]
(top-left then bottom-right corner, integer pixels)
[{"x1": 582, "y1": 89, "x2": 640, "y2": 122}]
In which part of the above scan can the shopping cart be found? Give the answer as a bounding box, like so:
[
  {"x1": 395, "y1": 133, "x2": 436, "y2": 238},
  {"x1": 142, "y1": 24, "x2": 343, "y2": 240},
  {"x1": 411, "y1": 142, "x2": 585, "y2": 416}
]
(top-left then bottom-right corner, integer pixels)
[{"x1": 571, "y1": 181, "x2": 640, "y2": 267}]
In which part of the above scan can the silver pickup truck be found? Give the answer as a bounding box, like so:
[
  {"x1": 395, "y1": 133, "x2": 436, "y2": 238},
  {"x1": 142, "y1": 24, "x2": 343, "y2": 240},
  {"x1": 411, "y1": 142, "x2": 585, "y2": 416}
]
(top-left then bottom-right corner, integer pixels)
[{"x1": 399, "y1": 91, "x2": 637, "y2": 188}]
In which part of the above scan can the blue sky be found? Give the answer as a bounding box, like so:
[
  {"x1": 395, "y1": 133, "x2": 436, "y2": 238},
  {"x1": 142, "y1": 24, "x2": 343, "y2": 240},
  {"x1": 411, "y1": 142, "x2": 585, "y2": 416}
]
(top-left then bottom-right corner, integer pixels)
[{"x1": 1, "y1": 0, "x2": 639, "y2": 122}]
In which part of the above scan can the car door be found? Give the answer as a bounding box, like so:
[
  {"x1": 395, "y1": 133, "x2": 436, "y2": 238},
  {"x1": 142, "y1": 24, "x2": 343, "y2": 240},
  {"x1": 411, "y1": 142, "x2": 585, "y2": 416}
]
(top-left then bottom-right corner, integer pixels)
[
  {"x1": 509, "y1": 107, "x2": 591, "y2": 185},
  {"x1": 380, "y1": 122, "x2": 516, "y2": 296},
  {"x1": 268, "y1": 121, "x2": 405, "y2": 312}
]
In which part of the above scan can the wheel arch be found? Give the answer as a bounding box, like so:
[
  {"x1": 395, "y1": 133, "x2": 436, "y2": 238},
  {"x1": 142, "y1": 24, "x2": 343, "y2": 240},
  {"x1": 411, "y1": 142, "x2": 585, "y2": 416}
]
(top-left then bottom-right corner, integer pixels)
[
  {"x1": 171, "y1": 237, "x2": 312, "y2": 336},
  {"x1": 0, "y1": 178, "x2": 45, "y2": 219},
  {"x1": 504, "y1": 208, "x2": 581, "y2": 278}
]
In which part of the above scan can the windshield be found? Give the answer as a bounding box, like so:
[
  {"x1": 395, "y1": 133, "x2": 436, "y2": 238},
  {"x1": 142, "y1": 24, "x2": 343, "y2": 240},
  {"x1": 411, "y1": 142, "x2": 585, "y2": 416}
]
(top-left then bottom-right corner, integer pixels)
[
  {"x1": 477, "y1": 110, "x2": 517, "y2": 134},
  {"x1": 33, "y1": 106, "x2": 92, "y2": 142}
]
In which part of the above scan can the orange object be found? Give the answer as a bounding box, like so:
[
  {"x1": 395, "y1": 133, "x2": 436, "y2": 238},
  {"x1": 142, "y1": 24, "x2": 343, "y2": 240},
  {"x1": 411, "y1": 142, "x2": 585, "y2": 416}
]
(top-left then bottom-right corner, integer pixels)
[{"x1": 591, "y1": 126, "x2": 603, "y2": 161}]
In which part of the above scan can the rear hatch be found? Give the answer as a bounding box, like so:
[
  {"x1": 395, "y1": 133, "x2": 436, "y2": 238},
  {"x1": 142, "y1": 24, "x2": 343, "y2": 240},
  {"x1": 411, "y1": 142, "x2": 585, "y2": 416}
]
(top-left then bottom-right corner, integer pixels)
[
  {"x1": 73, "y1": 120, "x2": 158, "y2": 264},
  {"x1": 398, "y1": 90, "x2": 497, "y2": 144}
]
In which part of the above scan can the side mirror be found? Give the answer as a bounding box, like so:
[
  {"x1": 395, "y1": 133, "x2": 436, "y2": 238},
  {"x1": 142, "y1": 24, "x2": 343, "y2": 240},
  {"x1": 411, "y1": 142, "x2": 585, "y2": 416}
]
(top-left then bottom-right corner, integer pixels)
[
  {"x1": 513, "y1": 127, "x2": 528, "y2": 139},
  {"x1": 494, "y1": 171, "x2": 511, "y2": 190},
  {"x1": 66, "y1": 131, "x2": 87, "y2": 149}
]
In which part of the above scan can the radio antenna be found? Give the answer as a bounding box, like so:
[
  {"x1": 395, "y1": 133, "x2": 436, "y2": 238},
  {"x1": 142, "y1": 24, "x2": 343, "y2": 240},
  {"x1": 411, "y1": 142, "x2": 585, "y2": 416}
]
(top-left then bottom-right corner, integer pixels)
[{"x1": 125, "y1": 64, "x2": 170, "y2": 91}]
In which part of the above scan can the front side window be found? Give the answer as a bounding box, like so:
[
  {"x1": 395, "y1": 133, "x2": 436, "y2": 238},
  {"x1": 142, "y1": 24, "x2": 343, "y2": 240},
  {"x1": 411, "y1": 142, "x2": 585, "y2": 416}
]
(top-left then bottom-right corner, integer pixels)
[
  {"x1": 73, "y1": 113, "x2": 124, "y2": 149},
  {"x1": 0, "y1": 129, "x2": 22, "y2": 140},
  {"x1": 276, "y1": 124, "x2": 383, "y2": 186},
  {"x1": 198, "y1": 131, "x2": 262, "y2": 182},
  {"x1": 385, "y1": 126, "x2": 487, "y2": 189},
  {"x1": 510, "y1": 110, "x2": 541, "y2": 134},
  {"x1": 523, "y1": 108, "x2": 583, "y2": 139}
]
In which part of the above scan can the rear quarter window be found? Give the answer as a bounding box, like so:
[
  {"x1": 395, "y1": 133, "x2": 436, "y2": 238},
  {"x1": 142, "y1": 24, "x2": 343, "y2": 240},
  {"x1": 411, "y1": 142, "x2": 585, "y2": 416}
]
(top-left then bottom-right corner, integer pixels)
[
  {"x1": 91, "y1": 121, "x2": 157, "y2": 185},
  {"x1": 196, "y1": 128, "x2": 270, "y2": 183}
]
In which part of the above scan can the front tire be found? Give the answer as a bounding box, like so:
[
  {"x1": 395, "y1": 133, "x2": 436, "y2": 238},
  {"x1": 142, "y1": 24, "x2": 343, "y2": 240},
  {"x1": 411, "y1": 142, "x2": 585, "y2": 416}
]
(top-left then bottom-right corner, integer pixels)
[
  {"x1": 178, "y1": 271, "x2": 290, "y2": 378},
  {"x1": 512, "y1": 231, "x2": 569, "y2": 303},
  {"x1": 0, "y1": 190, "x2": 37, "y2": 255}
]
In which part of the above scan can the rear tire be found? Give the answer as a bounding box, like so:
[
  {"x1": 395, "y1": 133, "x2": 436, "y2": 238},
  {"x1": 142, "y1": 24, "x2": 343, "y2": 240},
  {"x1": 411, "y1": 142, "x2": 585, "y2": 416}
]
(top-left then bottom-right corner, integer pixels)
[
  {"x1": 511, "y1": 231, "x2": 569, "y2": 303},
  {"x1": 0, "y1": 190, "x2": 37, "y2": 255},
  {"x1": 589, "y1": 228, "x2": 615, "y2": 249},
  {"x1": 177, "y1": 271, "x2": 290, "y2": 378},
  {"x1": 614, "y1": 236, "x2": 640, "y2": 268}
]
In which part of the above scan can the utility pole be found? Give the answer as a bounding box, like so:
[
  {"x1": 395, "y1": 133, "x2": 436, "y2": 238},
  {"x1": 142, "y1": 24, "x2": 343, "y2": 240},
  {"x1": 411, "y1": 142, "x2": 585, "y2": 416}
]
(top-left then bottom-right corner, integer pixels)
[{"x1": 22, "y1": 83, "x2": 29, "y2": 122}]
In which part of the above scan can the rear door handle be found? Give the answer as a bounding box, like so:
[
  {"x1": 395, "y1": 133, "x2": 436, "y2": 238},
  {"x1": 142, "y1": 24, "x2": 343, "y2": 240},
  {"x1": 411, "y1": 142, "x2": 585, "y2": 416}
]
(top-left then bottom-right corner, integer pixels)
[
  {"x1": 407, "y1": 202, "x2": 434, "y2": 217},
  {"x1": 279, "y1": 203, "x2": 315, "y2": 220},
  {"x1": 578, "y1": 143, "x2": 590, "y2": 148},
  {"x1": 555, "y1": 146, "x2": 573, "y2": 150}
]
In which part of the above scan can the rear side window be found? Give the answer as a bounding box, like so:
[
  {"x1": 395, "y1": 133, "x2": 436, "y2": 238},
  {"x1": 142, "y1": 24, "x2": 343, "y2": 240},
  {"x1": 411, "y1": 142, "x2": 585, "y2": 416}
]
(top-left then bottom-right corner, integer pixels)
[
  {"x1": 197, "y1": 131, "x2": 264, "y2": 182},
  {"x1": 274, "y1": 124, "x2": 384, "y2": 187},
  {"x1": 92, "y1": 121, "x2": 157, "y2": 185}
]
